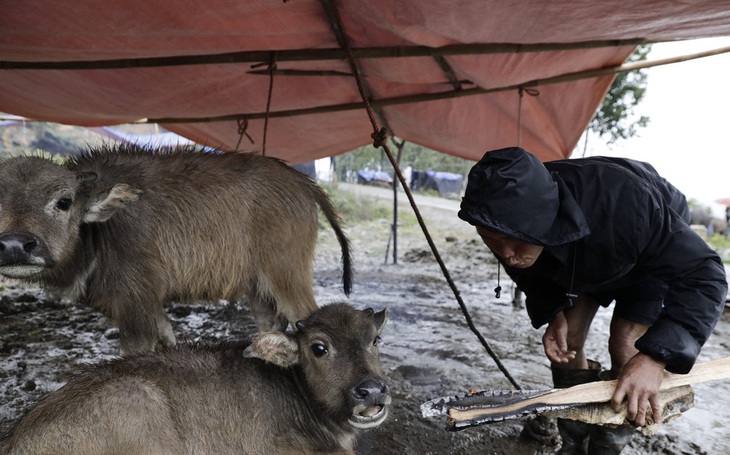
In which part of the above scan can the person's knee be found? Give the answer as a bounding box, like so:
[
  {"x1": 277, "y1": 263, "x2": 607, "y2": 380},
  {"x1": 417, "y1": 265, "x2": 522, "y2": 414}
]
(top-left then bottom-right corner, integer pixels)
[
  {"x1": 563, "y1": 294, "x2": 601, "y2": 350},
  {"x1": 608, "y1": 317, "x2": 649, "y2": 369},
  {"x1": 608, "y1": 334, "x2": 634, "y2": 368},
  {"x1": 563, "y1": 326, "x2": 588, "y2": 353}
]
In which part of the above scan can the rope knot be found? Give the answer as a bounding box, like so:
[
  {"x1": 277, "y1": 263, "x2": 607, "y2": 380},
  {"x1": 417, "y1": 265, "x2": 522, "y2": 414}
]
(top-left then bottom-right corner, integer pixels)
[
  {"x1": 371, "y1": 127, "x2": 388, "y2": 148},
  {"x1": 235, "y1": 117, "x2": 255, "y2": 151}
]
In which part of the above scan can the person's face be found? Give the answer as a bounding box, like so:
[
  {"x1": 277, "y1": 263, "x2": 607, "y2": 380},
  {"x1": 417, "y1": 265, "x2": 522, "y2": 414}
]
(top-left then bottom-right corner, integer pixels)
[{"x1": 476, "y1": 226, "x2": 544, "y2": 268}]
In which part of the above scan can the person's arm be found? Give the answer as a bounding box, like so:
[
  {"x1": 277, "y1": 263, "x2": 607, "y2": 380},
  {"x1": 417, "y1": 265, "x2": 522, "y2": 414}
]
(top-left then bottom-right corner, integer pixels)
[
  {"x1": 611, "y1": 187, "x2": 726, "y2": 425},
  {"x1": 511, "y1": 272, "x2": 573, "y2": 329},
  {"x1": 504, "y1": 259, "x2": 578, "y2": 363},
  {"x1": 542, "y1": 310, "x2": 576, "y2": 364},
  {"x1": 630, "y1": 190, "x2": 726, "y2": 374}
]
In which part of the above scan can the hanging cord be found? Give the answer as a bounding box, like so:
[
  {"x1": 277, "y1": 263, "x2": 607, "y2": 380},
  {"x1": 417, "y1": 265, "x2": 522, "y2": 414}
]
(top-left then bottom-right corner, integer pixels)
[
  {"x1": 326, "y1": 0, "x2": 521, "y2": 390},
  {"x1": 494, "y1": 264, "x2": 502, "y2": 298},
  {"x1": 234, "y1": 117, "x2": 255, "y2": 151},
  {"x1": 251, "y1": 53, "x2": 277, "y2": 156},
  {"x1": 516, "y1": 87, "x2": 540, "y2": 148},
  {"x1": 565, "y1": 244, "x2": 578, "y2": 304}
]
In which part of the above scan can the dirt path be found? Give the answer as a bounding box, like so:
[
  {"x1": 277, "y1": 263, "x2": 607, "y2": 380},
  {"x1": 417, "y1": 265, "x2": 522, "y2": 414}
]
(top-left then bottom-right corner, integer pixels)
[
  {"x1": 318, "y1": 182, "x2": 730, "y2": 454},
  {"x1": 1, "y1": 182, "x2": 729, "y2": 454}
]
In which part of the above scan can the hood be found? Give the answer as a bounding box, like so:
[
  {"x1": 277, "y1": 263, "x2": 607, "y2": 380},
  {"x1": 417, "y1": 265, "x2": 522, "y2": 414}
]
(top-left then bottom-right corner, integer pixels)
[{"x1": 458, "y1": 147, "x2": 590, "y2": 247}]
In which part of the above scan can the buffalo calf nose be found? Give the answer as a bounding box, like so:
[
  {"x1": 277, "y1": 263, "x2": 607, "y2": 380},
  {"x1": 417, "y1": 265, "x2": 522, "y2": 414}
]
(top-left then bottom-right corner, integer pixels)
[
  {"x1": 0, "y1": 234, "x2": 40, "y2": 254},
  {"x1": 352, "y1": 378, "x2": 389, "y2": 403}
]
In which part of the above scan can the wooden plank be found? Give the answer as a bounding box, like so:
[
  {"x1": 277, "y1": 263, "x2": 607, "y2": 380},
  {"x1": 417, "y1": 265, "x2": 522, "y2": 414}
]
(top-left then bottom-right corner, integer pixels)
[{"x1": 448, "y1": 356, "x2": 730, "y2": 425}]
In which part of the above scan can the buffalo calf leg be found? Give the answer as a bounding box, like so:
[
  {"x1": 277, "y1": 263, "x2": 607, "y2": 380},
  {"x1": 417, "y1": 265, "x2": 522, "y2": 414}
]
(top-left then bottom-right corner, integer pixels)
[
  {"x1": 155, "y1": 313, "x2": 176, "y2": 350},
  {"x1": 249, "y1": 294, "x2": 289, "y2": 332},
  {"x1": 266, "y1": 275, "x2": 320, "y2": 330},
  {"x1": 117, "y1": 302, "x2": 167, "y2": 355}
]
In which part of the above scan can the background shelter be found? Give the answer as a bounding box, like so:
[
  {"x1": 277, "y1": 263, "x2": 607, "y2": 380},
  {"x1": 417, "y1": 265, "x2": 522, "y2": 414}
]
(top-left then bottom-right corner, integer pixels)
[{"x1": 411, "y1": 170, "x2": 463, "y2": 197}]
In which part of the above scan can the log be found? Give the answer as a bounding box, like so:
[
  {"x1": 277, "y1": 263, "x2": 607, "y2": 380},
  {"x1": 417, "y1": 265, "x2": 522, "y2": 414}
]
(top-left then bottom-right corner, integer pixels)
[
  {"x1": 447, "y1": 356, "x2": 730, "y2": 429},
  {"x1": 543, "y1": 385, "x2": 694, "y2": 436}
]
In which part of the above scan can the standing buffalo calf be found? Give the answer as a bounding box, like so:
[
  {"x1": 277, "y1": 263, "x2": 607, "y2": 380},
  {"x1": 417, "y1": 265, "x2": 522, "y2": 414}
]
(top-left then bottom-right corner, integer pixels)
[
  {"x1": 0, "y1": 144, "x2": 352, "y2": 353},
  {"x1": 0, "y1": 303, "x2": 390, "y2": 455}
]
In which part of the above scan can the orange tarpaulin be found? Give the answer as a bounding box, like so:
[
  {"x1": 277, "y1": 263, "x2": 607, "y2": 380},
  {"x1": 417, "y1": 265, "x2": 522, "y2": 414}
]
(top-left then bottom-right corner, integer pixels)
[{"x1": 1, "y1": 0, "x2": 730, "y2": 164}]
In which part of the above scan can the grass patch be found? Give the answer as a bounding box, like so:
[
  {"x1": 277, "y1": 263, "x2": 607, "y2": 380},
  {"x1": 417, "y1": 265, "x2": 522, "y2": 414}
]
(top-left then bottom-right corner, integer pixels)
[
  {"x1": 707, "y1": 234, "x2": 730, "y2": 263},
  {"x1": 322, "y1": 184, "x2": 417, "y2": 225}
]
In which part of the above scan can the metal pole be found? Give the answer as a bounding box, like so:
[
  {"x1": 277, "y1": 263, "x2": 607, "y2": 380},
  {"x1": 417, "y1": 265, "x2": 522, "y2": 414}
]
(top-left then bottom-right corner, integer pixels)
[{"x1": 390, "y1": 138, "x2": 406, "y2": 264}]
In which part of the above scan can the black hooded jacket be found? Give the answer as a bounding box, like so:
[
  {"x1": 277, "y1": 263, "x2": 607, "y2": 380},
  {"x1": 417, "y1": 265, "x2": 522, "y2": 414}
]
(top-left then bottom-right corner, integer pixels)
[{"x1": 459, "y1": 147, "x2": 727, "y2": 374}]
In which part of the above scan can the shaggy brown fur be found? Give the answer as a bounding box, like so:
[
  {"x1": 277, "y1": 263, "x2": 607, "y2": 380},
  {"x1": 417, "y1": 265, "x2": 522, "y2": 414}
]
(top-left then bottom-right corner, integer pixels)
[
  {"x1": 0, "y1": 144, "x2": 352, "y2": 353},
  {"x1": 0, "y1": 303, "x2": 390, "y2": 455}
]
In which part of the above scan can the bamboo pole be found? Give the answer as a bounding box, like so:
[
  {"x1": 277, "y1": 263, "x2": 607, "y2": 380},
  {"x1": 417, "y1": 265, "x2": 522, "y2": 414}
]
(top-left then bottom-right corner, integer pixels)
[{"x1": 0, "y1": 39, "x2": 654, "y2": 71}]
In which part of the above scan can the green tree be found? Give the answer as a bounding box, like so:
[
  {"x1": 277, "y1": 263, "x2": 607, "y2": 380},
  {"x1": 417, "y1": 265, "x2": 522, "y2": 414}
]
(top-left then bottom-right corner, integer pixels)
[{"x1": 587, "y1": 45, "x2": 651, "y2": 146}]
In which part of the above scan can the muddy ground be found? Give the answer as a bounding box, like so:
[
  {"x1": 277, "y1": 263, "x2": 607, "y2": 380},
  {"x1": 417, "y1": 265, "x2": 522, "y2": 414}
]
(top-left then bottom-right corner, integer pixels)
[{"x1": 1, "y1": 183, "x2": 729, "y2": 454}]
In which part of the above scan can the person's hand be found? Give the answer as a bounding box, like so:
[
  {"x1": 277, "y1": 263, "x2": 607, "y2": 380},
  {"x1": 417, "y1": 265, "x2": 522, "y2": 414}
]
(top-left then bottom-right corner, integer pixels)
[
  {"x1": 611, "y1": 353, "x2": 666, "y2": 426},
  {"x1": 542, "y1": 311, "x2": 576, "y2": 364}
]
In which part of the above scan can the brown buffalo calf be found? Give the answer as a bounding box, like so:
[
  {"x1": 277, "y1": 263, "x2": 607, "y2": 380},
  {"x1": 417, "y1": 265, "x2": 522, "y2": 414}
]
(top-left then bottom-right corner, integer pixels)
[
  {"x1": 0, "y1": 303, "x2": 390, "y2": 455},
  {"x1": 0, "y1": 144, "x2": 352, "y2": 353}
]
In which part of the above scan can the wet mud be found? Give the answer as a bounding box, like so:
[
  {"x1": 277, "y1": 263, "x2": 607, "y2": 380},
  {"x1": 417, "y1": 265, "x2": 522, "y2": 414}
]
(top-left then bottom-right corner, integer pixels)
[{"x1": 2, "y1": 186, "x2": 729, "y2": 454}]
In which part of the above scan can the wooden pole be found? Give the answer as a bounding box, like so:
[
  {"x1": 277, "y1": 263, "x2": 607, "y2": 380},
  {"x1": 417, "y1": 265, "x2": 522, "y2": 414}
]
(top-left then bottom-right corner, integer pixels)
[{"x1": 3, "y1": 46, "x2": 729, "y2": 126}]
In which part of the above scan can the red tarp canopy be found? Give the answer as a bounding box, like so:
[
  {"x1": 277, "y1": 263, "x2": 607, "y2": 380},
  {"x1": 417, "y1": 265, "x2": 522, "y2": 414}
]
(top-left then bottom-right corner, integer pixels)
[{"x1": 1, "y1": 1, "x2": 730, "y2": 164}]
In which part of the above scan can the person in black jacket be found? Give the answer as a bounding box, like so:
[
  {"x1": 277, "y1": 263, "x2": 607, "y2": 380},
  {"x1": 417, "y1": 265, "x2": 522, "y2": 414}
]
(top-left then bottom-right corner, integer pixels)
[{"x1": 458, "y1": 147, "x2": 727, "y2": 454}]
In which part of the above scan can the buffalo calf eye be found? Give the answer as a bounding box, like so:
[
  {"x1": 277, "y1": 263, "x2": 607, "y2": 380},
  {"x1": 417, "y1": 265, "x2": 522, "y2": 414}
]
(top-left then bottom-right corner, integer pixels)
[
  {"x1": 311, "y1": 343, "x2": 328, "y2": 357},
  {"x1": 56, "y1": 198, "x2": 73, "y2": 211},
  {"x1": 373, "y1": 336, "x2": 382, "y2": 346}
]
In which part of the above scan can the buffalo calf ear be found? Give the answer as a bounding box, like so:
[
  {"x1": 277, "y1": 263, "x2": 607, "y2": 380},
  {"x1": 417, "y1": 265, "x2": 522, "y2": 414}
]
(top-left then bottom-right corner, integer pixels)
[
  {"x1": 243, "y1": 332, "x2": 299, "y2": 368},
  {"x1": 374, "y1": 308, "x2": 388, "y2": 334},
  {"x1": 83, "y1": 183, "x2": 143, "y2": 223}
]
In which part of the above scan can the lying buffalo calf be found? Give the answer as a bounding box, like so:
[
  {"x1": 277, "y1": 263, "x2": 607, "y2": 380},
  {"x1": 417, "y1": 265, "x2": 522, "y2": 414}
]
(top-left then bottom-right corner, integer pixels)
[
  {"x1": 0, "y1": 303, "x2": 390, "y2": 455},
  {"x1": 0, "y1": 143, "x2": 352, "y2": 353}
]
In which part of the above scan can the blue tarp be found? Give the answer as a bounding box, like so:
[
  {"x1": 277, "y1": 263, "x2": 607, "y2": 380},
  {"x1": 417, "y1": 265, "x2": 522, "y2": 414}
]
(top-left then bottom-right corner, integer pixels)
[
  {"x1": 411, "y1": 170, "x2": 463, "y2": 196},
  {"x1": 357, "y1": 170, "x2": 393, "y2": 185}
]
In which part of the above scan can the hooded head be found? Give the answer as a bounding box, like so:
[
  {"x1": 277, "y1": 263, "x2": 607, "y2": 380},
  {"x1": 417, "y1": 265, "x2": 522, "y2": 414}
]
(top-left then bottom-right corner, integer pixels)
[{"x1": 458, "y1": 147, "x2": 589, "y2": 247}]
